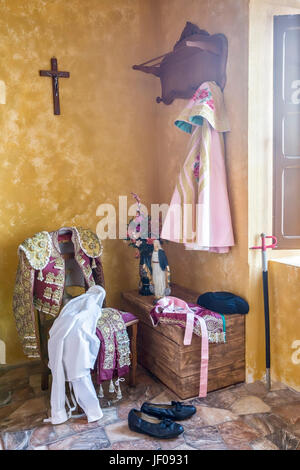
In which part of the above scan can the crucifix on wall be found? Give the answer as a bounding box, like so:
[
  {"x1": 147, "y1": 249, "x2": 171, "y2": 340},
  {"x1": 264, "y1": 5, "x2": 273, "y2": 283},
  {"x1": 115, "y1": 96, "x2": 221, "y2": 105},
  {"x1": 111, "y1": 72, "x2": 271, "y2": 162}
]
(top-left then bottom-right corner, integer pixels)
[{"x1": 40, "y1": 57, "x2": 70, "y2": 115}]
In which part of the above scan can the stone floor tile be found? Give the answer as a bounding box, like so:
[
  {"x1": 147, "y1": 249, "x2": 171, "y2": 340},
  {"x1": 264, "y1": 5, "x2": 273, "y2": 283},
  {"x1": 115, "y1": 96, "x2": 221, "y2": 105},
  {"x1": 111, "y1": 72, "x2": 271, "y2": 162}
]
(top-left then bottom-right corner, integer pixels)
[
  {"x1": 0, "y1": 402, "x2": 17, "y2": 423},
  {"x1": 0, "y1": 366, "x2": 29, "y2": 385},
  {"x1": 271, "y1": 403, "x2": 300, "y2": 425},
  {"x1": 244, "y1": 381, "x2": 268, "y2": 397},
  {"x1": 29, "y1": 374, "x2": 42, "y2": 391},
  {"x1": 68, "y1": 408, "x2": 118, "y2": 432},
  {"x1": 150, "y1": 390, "x2": 181, "y2": 405},
  {"x1": 184, "y1": 425, "x2": 228, "y2": 450},
  {"x1": 194, "y1": 405, "x2": 238, "y2": 426},
  {"x1": 291, "y1": 423, "x2": 300, "y2": 438},
  {"x1": 11, "y1": 386, "x2": 35, "y2": 404},
  {"x1": 181, "y1": 410, "x2": 206, "y2": 429},
  {"x1": 229, "y1": 383, "x2": 251, "y2": 398},
  {"x1": 158, "y1": 433, "x2": 186, "y2": 450},
  {"x1": 270, "y1": 381, "x2": 288, "y2": 391},
  {"x1": 123, "y1": 384, "x2": 154, "y2": 403},
  {"x1": 29, "y1": 424, "x2": 58, "y2": 448},
  {"x1": 241, "y1": 412, "x2": 288, "y2": 437},
  {"x1": 229, "y1": 443, "x2": 253, "y2": 450},
  {"x1": 48, "y1": 427, "x2": 110, "y2": 450},
  {"x1": 7, "y1": 396, "x2": 48, "y2": 421},
  {"x1": 105, "y1": 420, "x2": 145, "y2": 443},
  {"x1": 250, "y1": 438, "x2": 279, "y2": 450},
  {"x1": 0, "y1": 396, "x2": 49, "y2": 432},
  {"x1": 263, "y1": 389, "x2": 300, "y2": 407},
  {"x1": 110, "y1": 439, "x2": 160, "y2": 450},
  {"x1": 2, "y1": 430, "x2": 32, "y2": 450},
  {"x1": 193, "y1": 388, "x2": 237, "y2": 409},
  {"x1": 217, "y1": 419, "x2": 262, "y2": 449},
  {"x1": 266, "y1": 429, "x2": 300, "y2": 450},
  {"x1": 173, "y1": 443, "x2": 197, "y2": 450},
  {"x1": 0, "y1": 390, "x2": 12, "y2": 407},
  {"x1": 230, "y1": 395, "x2": 271, "y2": 415},
  {"x1": 117, "y1": 400, "x2": 139, "y2": 420},
  {"x1": 0, "y1": 412, "x2": 48, "y2": 433}
]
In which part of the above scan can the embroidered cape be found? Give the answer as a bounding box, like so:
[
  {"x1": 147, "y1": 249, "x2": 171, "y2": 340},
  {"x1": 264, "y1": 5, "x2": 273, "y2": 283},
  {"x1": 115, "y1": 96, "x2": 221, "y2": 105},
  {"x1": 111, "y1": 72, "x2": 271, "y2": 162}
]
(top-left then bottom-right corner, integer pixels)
[
  {"x1": 95, "y1": 308, "x2": 131, "y2": 399},
  {"x1": 13, "y1": 227, "x2": 105, "y2": 359},
  {"x1": 161, "y1": 81, "x2": 234, "y2": 252}
]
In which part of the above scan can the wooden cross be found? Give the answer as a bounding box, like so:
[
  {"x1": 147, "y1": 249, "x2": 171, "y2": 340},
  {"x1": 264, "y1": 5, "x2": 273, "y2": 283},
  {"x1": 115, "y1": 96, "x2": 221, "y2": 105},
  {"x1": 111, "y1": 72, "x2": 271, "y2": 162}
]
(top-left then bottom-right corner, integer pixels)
[{"x1": 40, "y1": 57, "x2": 70, "y2": 115}]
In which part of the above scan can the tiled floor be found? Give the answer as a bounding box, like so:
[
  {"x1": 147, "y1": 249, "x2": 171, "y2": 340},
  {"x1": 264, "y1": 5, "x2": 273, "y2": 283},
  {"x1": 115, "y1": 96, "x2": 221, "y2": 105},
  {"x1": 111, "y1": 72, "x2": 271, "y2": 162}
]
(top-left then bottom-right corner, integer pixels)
[{"x1": 0, "y1": 362, "x2": 300, "y2": 450}]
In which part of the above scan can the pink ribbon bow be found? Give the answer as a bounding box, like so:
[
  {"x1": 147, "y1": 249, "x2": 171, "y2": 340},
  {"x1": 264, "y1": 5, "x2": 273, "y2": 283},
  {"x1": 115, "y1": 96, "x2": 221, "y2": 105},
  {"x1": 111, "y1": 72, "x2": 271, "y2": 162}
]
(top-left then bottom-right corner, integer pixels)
[{"x1": 154, "y1": 296, "x2": 209, "y2": 398}]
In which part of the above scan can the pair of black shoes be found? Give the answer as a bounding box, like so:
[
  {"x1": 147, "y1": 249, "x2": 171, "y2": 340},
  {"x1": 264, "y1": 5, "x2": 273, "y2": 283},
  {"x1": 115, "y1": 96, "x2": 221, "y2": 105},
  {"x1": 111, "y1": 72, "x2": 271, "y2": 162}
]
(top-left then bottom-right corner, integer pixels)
[{"x1": 128, "y1": 401, "x2": 196, "y2": 439}]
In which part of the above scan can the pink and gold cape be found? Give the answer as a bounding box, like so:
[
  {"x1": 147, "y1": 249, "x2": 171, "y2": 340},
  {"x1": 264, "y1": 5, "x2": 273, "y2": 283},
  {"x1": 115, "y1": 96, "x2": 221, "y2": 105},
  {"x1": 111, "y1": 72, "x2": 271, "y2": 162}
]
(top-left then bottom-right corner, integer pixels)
[{"x1": 161, "y1": 81, "x2": 234, "y2": 252}]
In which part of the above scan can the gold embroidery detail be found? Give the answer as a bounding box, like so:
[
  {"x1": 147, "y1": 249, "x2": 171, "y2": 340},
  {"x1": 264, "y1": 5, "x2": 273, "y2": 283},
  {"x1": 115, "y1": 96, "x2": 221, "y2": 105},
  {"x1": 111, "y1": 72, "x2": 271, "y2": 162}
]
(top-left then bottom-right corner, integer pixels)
[
  {"x1": 52, "y1": 289, "x2": 61, "y2": 305},
  {"x1": 83, "y1": 265, "x2": 92, "y2": 280},
  {"x1": 45, "y1": 272, "x2": 55, "y2": 284},
  {"x1": 42, "y1": 302, "x2": 51, "y2": 314},
  {"x1": 77, "y1": 256, "x2": 86, "y2": 266},
  {"x1": 45, "y1": 272, "x2": 64, "y2": 286},
  {"x1": 75, "y1": 227, "x2": 103, "y2": 258},
  {"x1": 157, "y1": 317, "x2": 225, "y2": 343},
  {"x1": 50, "y1": 304, "x2": 60, "y2": 316},
  {"x1": 33, "y1": 298, "x2": 42, "y2": 310},
  {"x1": 43, "y1": 287, "x2": 53, "y2": 300},
  {"x1": 54, "y1": 258, "x2": 64, "y2": 270},
  {"x1": 13, "y1": 253, "x2": 40, "y2": 358},
  {"x1": 97, "y1": 308, "x2": 130, "y2": 370},
  {"x1": 33, "y1": 297, "x2": 60, "y2": 317},
  {"x1": 19, "y1": 231, "x2": 51, "y2": 271}
]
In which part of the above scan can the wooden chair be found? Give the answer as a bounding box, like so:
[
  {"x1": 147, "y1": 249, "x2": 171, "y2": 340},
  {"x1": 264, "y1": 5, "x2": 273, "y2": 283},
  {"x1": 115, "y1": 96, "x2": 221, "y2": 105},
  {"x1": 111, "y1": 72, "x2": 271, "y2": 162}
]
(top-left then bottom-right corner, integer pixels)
[
  {"x1": 37, "y1": 313, "x2": 138, "y2": 391},
  {"x1": 36, "y1": 254, "x2": 139, "y2": 392}
]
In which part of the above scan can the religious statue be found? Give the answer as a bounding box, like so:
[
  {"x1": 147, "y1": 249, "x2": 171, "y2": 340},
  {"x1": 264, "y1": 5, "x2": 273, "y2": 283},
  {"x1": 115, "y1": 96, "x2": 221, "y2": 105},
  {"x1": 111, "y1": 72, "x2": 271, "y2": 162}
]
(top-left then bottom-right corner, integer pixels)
[{"x1": 151, "y1": 239, "x2": 171, "y2": 301}]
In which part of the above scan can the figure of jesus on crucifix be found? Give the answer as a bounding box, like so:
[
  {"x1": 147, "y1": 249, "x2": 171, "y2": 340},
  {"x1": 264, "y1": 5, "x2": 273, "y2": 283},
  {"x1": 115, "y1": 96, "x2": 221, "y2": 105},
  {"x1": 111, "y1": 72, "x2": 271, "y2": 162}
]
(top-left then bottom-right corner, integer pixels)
[{"x1": 40, "y1": 57, "x2": 69, "y2": 115}]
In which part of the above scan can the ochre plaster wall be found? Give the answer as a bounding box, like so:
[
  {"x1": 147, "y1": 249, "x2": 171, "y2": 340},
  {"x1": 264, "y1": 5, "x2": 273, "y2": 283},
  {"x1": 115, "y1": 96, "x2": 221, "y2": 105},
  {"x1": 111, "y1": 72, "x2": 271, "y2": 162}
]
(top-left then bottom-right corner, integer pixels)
[
  {"x1": 268, "y1": 260, "x2": 300, "y2": 391},
  {"x1": 0, "y1": 0, "x2": 160, "y2": 364}
]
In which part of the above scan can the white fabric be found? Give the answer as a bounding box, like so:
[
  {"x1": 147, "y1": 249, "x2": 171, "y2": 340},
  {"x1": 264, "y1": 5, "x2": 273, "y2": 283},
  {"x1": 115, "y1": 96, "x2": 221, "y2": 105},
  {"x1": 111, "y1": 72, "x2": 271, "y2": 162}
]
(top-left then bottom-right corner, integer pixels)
[
  {"x1": 151, "y1": 251, "x2": 166, "y2": 298},
  {"x1": 46, "y1": 285, "x2": 105, "y2": 425}
]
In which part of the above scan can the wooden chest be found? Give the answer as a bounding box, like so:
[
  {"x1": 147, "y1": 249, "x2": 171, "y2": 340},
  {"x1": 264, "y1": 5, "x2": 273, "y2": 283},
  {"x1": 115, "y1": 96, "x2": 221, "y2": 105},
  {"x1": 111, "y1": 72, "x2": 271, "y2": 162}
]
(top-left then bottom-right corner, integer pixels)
[{"x1": 121, "y1": 284, "x2": 245, "y2": 400}]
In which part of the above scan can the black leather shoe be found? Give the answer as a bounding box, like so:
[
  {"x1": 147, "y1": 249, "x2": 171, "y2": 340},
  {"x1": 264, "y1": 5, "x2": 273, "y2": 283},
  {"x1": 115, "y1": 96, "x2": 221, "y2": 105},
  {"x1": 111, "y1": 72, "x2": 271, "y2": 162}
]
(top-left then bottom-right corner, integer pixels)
[
  {"x1": 128, "y1": 409, "x2": 184, "y2": 439},
  {"x1": 141, "y1": 401, "x2": 196, "y2": 421}
]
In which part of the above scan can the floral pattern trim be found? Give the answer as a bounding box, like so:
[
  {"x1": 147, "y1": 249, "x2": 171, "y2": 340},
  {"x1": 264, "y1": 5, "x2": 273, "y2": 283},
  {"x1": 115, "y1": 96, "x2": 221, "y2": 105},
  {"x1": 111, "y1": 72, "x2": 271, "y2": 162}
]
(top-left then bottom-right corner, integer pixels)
[
  {"x1": 193, "y1": 154, "x2": 200, "y2": 183},
  {"x1": 192, "y1": 87, "x2": 215, "y2": 110},
  {"x1": 18, "y1": 231, "x2": 52, "y2": 271},
  {"x1": 96, "y1": 308, "x2": 131, "y2": 370},
  {"x1": 75, "y1": 227, "x2": 103, "y2": 259},
  {"x1": 12, "y1": 252, "x2": 40, "y2": 358},
  {"x1": 155, "y1": 316, "x2": 226, "y2": 343}
]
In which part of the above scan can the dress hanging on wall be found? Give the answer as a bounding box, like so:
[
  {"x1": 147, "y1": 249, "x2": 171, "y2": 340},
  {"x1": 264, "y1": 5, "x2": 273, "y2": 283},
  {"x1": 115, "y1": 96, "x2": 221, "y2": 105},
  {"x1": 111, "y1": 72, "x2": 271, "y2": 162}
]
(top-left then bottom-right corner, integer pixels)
[{"x1": 161, "y1": 81, "x2": 234, "y2": 252}]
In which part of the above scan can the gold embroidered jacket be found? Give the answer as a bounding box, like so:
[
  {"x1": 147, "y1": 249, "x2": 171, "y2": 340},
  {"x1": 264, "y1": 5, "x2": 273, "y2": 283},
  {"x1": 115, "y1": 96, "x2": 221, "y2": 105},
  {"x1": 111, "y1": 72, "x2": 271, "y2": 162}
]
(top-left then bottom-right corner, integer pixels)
[{"x1": 13, "y1": 227, "x2": 105, "y2": 359}]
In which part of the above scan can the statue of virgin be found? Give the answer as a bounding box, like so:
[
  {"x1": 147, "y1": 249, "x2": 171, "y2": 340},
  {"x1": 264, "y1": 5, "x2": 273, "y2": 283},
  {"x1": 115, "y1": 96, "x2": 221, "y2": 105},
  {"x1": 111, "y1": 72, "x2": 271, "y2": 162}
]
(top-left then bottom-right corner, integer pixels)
[{"x1": 151, "y1": 240, "x2": 171, "y2": 301}]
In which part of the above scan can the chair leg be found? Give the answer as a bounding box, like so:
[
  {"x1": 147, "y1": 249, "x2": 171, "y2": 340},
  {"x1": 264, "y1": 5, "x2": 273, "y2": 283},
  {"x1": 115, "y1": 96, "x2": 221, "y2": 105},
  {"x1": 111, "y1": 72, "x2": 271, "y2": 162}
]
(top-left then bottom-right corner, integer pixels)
[
  {"x1": 41, "y1": 365, "x2": 49, "y2": 391},
  {"x1": 129, "y1": 322, "x2": 138, "y2": 387}
]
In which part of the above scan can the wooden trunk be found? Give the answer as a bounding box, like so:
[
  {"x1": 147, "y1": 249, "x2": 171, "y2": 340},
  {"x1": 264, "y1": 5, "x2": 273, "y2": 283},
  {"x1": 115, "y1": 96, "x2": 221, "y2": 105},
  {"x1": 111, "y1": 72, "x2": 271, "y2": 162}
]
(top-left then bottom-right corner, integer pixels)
[{"x1": 121, "y1": 284, "x2": 245, "y2": 400}]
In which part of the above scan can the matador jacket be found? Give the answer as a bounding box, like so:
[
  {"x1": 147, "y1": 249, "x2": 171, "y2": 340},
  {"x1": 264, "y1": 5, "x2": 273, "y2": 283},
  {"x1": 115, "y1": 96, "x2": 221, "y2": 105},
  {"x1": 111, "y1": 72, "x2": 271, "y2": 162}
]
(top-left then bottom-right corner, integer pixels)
[{"x1": 13, "y1": 227, "x2": 105, "y2": 359}]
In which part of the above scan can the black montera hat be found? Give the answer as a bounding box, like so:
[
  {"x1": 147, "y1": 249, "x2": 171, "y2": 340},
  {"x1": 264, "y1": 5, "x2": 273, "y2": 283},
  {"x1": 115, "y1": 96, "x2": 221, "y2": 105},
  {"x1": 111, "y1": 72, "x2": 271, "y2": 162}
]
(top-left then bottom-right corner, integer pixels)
[{"x1": 197, "y1": 292, "x2": 249, "y2": 315}]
